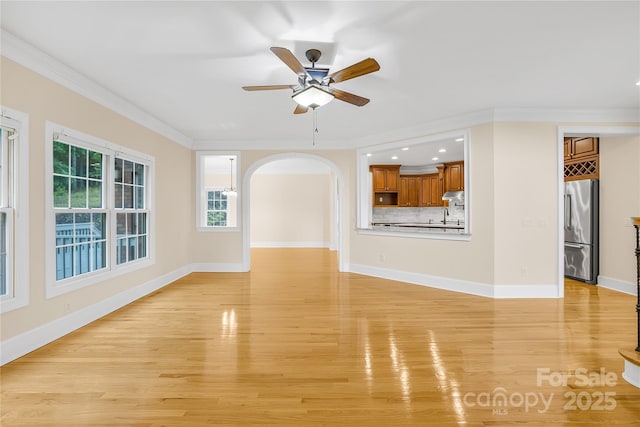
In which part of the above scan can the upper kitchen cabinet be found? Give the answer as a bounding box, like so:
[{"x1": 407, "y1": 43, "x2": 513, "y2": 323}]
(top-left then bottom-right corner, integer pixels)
[
  {"x1": 444, "y1": 161, "x2": 464, "y2": 191},
  {"x1": 371, "y1": 165, "x2": 400, "y2": 191},
  {"x1": 399, "y1": 175, "x2": 420, "y2": 207},
  {"x1": 419, "y1": 173, "x2": 443, "y2": 207},
  {"x1": 564, "y1": 137, "x2": 599, "y2": 160}
]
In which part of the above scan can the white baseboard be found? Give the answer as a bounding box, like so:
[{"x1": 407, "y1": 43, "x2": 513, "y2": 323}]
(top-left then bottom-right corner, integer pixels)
[
  {"x1": 0, "y1": 265, "x2": 192, "y2": 366},
  {"x1": 191, "y1": 263, "x2": 246, "y2": 272},
  {"x1": 250, "y1": 241, "x2": 331, "y2": 248},
  {"x1": 348, "y1": 264, "x2": 560, "y2": 299},
  {"x1": 598, "y1": 276, "x2": 637, "y2": 296}
]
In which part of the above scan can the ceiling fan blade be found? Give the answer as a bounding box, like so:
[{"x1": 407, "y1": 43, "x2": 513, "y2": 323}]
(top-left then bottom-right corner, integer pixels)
[
  {"x1": 270, "y1": 47, "x2": 310, "y2": 78},
  {"x1": 242, "y1": 85, "x2": 293, "y2": 91},
  {"x1": 331, "y1": 88, "x2": 370, "y2": 107},
  {"x1": 293, "y1": 105, "x2": 309, "y2": 114},
  {"x1": 327, "y1": 58, "x2": 380, "y2": 83}
]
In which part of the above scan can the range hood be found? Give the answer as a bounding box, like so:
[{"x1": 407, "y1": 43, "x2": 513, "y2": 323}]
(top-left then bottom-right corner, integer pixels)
[{"x1": 442, "y1": 191, "x2": 464, "y2": 201}]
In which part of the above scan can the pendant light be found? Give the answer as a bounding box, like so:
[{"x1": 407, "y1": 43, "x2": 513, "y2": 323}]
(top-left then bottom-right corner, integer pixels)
[{"x1": 222, "y1": 157, "x2": 236, "y2": 196}]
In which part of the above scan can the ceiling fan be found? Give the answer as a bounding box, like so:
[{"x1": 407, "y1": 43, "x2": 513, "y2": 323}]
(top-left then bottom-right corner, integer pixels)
[{"x1": 242, "y1": 47, "x2": 380, "y2": 114}]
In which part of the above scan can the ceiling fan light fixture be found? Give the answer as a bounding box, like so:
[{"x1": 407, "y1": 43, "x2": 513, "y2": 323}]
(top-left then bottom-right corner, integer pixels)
[{"x1": 292, "y1": 84, "x2": 334, "y2": 109}]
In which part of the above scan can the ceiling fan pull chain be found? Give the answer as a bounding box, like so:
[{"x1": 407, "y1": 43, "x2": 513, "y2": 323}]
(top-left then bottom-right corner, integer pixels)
[{"x1": 313, "y1": 108, "x2": 319, "y2": 146}]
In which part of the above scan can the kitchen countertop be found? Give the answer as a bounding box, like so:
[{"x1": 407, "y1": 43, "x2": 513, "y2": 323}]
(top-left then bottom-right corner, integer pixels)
[{"x1": 371, "y1": 221, "x2": 465, "y2": 232}]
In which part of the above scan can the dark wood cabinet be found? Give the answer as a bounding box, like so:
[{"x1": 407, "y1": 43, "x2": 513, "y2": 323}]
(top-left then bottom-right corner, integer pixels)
[
  {"x1": 399, "y1": 176, "x2": 419, "y2": 207},
  {"x1": 444, "y1": 161, "x2": 464, "y2": 192},
  {"x1": 564, "y1": 137, "x2": 599, "y2": 160}
]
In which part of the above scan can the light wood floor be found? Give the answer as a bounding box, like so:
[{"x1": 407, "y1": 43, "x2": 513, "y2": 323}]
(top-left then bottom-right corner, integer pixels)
[{"x1": 2, "y1": 248, "x2": 639, "y2": 425}]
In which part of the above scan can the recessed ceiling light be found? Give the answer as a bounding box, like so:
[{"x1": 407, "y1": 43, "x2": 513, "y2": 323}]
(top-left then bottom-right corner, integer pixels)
[
  {"x1": 366, "y1": 153, "x2": 372, "y2": 157},
  {"x1": 432, "y1": 157, "x2": 439, "y2": 161},
  {"x1": 636, "y1": 80, "x2": 640, "y2": 86},
  {"x1": 391, "y1": 156, "x2": 398, "y2": 160},
  {"x1": 455, "y1": 138, "x2": 464, "y2": 142},
  {"x1": 401, "y1": 147, "x2": 409, "y2": 151},
  {"x1": 438, "y1": 148, "x2": 447, "y2": 153}
]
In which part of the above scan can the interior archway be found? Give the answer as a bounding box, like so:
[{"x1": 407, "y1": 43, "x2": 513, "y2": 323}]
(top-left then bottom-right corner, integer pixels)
[{"x1": 241, "y1": 153, "x2": 344, "y2": 272}]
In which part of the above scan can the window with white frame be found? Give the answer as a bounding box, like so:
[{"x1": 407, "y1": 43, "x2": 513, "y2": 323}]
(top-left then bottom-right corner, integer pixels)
[
  {"x1": 47, "y1": 123, "x2": 153, "y2": 297},
  {"x1": 196, "y1": 152, "x2": 238, "y2": 229},
  {"x1": 1, "y1": 107, "x2": 29, "y2": 313},
  {"x1": 114, "y1": 158, "x2": 148, "y2": 264}
]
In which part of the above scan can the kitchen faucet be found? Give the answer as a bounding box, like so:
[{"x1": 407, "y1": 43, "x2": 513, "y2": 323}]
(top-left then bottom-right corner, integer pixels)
[{"x1": 443, "y1": 208, "x2": 449, "y2": 225}]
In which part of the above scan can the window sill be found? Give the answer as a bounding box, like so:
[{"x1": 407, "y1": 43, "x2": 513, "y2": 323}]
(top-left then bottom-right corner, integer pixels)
[
  {"x1": 357, "y1": 227, "x2": 472, "y2": 241},
  {"x1": 46, "y1": 257, "x2": 154, "y2": 299},
  {"x1": 197, "y1": 226, "x2": 240, "y2": 233}
]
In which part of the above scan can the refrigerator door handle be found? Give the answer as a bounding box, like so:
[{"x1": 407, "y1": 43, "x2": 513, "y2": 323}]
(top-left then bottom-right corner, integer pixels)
[
  {"x1": 565, "y1": 194, "x2": 572, "y2": 230},
  {"x1": 565, "y1": 243, "x2": 583, "y2": 249}
]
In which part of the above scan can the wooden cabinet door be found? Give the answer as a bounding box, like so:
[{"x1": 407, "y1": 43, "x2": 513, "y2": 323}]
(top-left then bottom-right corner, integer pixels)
[
  {"x1": 372, "y1": 168, "x2": 387, "y2": 191},
  {"x1": 399, "y1": 176, "x2": 419, "y2": 206},
  {"x1": 564, "y1": 138, "x2": 573, "y2": 160},
  {"x1": 427, "y1": 175, "x2": 440, "y2": 206},
  {"x1": 445, "y1": 162, "x2": 464, "y2": 191},
  {"x1": 386, "y1": 168, "x2": 399, "y2": 191},
  {"x1": 572, "y1": 137, "x2": 599, "y2": 158}
]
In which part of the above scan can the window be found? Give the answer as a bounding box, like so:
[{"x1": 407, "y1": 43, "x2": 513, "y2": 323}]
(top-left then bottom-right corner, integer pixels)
[
  {"x1": 53, "y1": 140, "x2": 107, "y2": 280},
  {"x1": 114, "y1": 158, "x2": 148, "y2": 264},
  {"x1": 47, "y1": 123, "x2": 153, "y2": 297},
  {"x1": 206, "y1": 190, "x2": 228, "y2": 226},
  {"x1": 196, "y1": 152, "x2": 239, "y2": 230},
  {"x1": 1, "y1": 107, "x2": 29, "y2": 313}
]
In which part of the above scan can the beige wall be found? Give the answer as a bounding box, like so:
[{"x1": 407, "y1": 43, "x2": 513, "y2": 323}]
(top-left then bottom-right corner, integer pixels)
[
  {"x1": 0, "y1": 57, "x2": 193, "y2": 341},
  {"x1": 599, "y1": 134, "x2": 640, "y2": 284},
  {"x1": 250, "y1": 173, "x2": 332, "y2": 246},
  {"x1": 492, "y1": 122, "x2": 558, "y2": 285}
]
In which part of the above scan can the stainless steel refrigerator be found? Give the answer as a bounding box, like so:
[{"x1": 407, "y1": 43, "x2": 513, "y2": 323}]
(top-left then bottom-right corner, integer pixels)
[{"x1": 564, "y1": 179, "x2": 599, "y2": 284}]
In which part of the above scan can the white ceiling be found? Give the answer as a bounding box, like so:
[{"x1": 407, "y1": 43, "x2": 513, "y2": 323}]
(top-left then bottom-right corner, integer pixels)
[{"x1": 1, "y1": 1, "x2": 638, "y2": 151}]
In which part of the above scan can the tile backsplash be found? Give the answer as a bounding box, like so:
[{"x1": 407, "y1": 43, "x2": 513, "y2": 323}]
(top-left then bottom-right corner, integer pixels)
[{"x1": 372, "y1": 203, "x2": 465, "y2": 224}]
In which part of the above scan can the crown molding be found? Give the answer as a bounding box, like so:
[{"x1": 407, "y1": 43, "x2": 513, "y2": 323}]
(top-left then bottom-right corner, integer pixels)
[
  {"x1": 2, "y1": 29, "x2": 637, "y2": 152},
  {"x1": 0, "y1": 29, "x2": 193, "y2": 149}
]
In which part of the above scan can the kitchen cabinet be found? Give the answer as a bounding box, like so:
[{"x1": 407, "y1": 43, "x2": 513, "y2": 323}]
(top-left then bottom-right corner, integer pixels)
[
  {"x1": 564, "y1": 137, "x2": 599, "y2": 160},
  {"x1": 444, "y1": 161, "x2": 464, "y2": 192},
  {"x1": 419, "y1": 174, "x2": 440, "y2": 206},
  {"x1": 370, "y1": 165, "x2": 400, "y2": 207},
  {"x1": 399, "y1": 176, "x2": 420, "y2": 207},
  {"x1": 371, "y1": 165, "x2": 400, "y2": 191}
]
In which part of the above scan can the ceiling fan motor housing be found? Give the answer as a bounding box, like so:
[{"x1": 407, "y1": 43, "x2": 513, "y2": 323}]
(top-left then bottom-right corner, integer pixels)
[{"x1": 305, "y1": 49, "x2": 322, "y2": 66}]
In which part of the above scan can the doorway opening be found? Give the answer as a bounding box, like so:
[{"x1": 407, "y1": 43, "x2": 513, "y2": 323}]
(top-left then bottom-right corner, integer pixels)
[
  {"x1": 557, "y1": 126, "x2": 640, "y2": 297},
  {"x1": 242, "y1": 153, "x2": 344, "y2": 272}
]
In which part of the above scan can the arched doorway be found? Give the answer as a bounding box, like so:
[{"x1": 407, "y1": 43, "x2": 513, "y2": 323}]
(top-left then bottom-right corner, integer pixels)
[{"x1": 242, "y1": 153, "x2": 344, "y2": 271}]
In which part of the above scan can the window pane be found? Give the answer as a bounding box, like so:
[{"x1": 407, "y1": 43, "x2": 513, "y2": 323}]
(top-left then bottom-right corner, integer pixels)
[
  {"x1": 74, "y1": 213, "x2": 91, "y2": 243},
  {"x1": 123, "y1": 160, "x2": 133, "y2": 184},
  {"x1": 94, "y1": 240, "x2": 106, "y2": 270},
  {"x1": 56, "y1": 213, "x2": 74, "y2": 246},
  {"x1": 134, "y1": 163, "x2": 144, "y2": 186},
  {"x1": 88, "y1": 151, "x2": 102, "y2": 179},
  {"x1": 137, "y1": 235, "x2": 147, "y2": 259},
  {"x1": 53, "y1": 141, "x2": 69, "y2": 175},
  {"x1": 70, "y1": 146, "x2": 87, "y2": 177},
  {"x1": 127, "y1": 212, "x2": 137, "y2": 235},
  {"x1": 56, "y1": 246, "x2": 74, "y2": 280},
  {"x1": 114, "y1": 183, "x2": 123, "y2": 209},
  {"x1": 70, "y1": 178, "x2": 87, "y2": 208},
  {"x1": 138, "y1": 213, "x2": 146, "y2": 234},
  {"x1": 135, "y1": 186, "x2": 144, "y2": 209},
  {"x1": 88, "y1": 180, "x2": 102, "y2": 208},
  {"x1": 116, "y1": 213, "x2": 126, "y2": 238},
  {"x1": 53, "y1": 176, "x2": 69, "y2": 208},
  {"x1": 114, "y1": 158, "x2": 123, "y2": 183},
  {"x1": 92, "y1": 213, "x2": 106, "y2": 240},
  {"x1": 117, "y1": 238, "x2": 127, "y2": 264},
  {"x1": 123, "y1": 185, "x2": 133, "y2": 209},
  {"x1": 128, "y1": 237, "x2": 137, "y2": 261},
  {"x1": 208, "y1": 200, "x2": 214, "y2": 210}
]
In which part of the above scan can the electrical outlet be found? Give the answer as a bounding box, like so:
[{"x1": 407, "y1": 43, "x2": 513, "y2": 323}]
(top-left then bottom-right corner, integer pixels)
[
  {"x1": 521, "y1": 267, "x2": 527, "y2": 277},
  {"x1": 379, "y1": 253, "x2": 385, "y2": 262}
]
